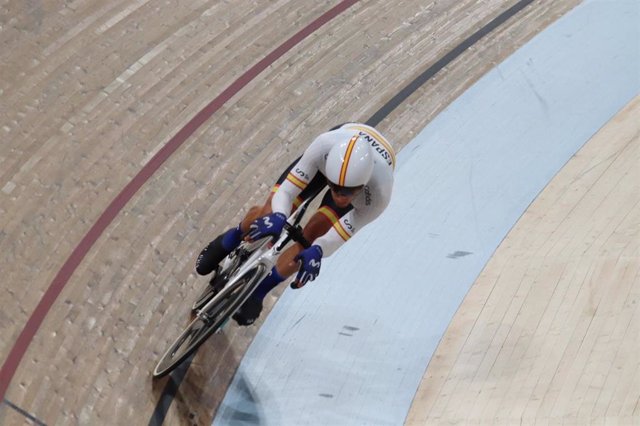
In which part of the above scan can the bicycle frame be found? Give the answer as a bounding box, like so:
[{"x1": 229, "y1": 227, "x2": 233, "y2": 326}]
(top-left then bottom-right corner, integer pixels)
[
  {"x1": 195, "y1": 195, "x2": 315, "y2": 321},
  {"x1": 152, "y1": 189, "x2": 322, "y2": 377}
]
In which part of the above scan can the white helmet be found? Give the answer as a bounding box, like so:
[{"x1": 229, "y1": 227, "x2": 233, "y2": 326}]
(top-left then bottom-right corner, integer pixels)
[{"x1": 325, "y1": 134, "x2": 374, "y2": 188}]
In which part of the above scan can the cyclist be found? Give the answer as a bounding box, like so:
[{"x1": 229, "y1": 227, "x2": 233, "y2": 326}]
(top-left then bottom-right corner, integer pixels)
[{"x1": 195, "y1": 122, "x2": 395, "y2": 325}]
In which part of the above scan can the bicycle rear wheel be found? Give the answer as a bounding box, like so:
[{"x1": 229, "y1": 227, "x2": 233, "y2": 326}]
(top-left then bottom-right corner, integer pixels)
[{"x1": 153, "y1": 264, "x2": 266, "y2": 378}]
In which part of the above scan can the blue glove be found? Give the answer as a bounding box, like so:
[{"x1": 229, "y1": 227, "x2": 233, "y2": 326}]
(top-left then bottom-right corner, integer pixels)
[
  {"x1": 247, "y1": 212, "x2": 287, "y2": 241},
  {"x1": 293, "y1": 245, "x2": 323, "y2": 288}
]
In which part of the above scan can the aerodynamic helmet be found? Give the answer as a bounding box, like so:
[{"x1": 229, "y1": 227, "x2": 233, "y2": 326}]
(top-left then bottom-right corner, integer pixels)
[{"x1": 324, "y1": 134, "x2": 374, "y2": 190}]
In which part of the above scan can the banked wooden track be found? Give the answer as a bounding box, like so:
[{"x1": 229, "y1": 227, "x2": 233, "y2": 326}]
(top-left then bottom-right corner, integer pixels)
[
  {"x1": 407, "y1": 96, "x2": 640, "y2": 425},
  {"x1": 1, "y1": 1, "x2": 582, "y2": 424}
]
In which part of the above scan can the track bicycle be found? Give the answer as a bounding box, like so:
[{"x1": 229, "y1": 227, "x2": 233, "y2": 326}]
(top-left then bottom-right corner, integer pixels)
[{"x1": 153, "y1": 194, "x2": 317, "y2": 378}]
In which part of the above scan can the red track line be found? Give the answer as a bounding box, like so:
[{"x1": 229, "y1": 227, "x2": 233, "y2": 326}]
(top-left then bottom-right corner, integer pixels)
[{"x1": 0, "y1": 0, "x2": 359, "y2": 401}]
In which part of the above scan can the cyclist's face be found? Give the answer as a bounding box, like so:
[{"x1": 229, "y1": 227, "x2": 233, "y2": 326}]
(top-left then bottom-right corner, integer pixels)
[
  {"x1": 328, "y1": 182, "x2": 363, "y2": 208},
  {"x1": 330, "y1": 187, "x2": 358, "y2": 208}
]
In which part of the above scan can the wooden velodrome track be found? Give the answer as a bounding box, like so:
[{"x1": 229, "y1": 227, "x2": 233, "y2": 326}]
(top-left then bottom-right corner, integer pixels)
[{"x1": 1, "y1": 0, "x2": 637, "y2": 425}]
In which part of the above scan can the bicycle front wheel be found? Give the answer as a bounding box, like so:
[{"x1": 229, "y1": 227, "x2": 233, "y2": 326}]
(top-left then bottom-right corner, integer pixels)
[
  {"x1": 153, "y1": 264, "x2": 266, "y2": 378},
  {"x1": 192, "y1": 272, "x2": 225, "y2": 311}
]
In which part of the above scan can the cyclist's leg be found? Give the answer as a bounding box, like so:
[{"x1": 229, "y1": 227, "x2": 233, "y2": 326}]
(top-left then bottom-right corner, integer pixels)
[
  {"x1": 195, "y1": 193, "x2": 273, "y2": 276},
  {"x1": 241, "y1": 188, "x2": 353, "y2": 302},
  {"x1": 232, "y1": 171, "x2": 329, "y2": 325}
]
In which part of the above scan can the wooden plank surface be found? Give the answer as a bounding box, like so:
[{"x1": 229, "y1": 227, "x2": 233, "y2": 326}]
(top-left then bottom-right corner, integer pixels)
[
  {"x1": 406, "y1": 96, "x2": 640, "y2": 425},
  {"x1": 0, "y1": 0, "x2": 581, "y2": 424}
]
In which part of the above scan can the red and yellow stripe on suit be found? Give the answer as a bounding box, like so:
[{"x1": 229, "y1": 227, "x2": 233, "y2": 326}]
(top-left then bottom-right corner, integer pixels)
[
  {"x1": 271, "y1": 184, "x2": 304, "y2": 210},
  {"x1": 318, "y1": 206, "x2": 351, "y2": 241},
  {"x1": 285, "y1": 172, "x2": 307, "y2": 190}
]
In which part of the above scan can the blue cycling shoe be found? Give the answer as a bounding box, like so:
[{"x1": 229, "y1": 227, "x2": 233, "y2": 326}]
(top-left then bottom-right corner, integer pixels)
[{"x1": 232, "y1": 296, "x2": 263, "y2": 326}]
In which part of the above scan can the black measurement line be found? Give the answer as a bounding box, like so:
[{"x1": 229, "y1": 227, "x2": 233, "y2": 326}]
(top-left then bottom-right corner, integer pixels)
[
  {"x1": 2, "y1": 398, "x2": 47, "y2": 426},
  {"x1": 367, "y1": 0, "x2": 535, "y2": 127}
]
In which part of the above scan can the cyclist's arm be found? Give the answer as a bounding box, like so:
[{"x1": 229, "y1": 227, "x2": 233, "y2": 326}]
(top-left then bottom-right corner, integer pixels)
[
  {"x1": 314, "y1": 186, "x2": 392, "y2": 257},
  {"x1": 271, "y1": 134, "x2": 328, "y2": 215}
]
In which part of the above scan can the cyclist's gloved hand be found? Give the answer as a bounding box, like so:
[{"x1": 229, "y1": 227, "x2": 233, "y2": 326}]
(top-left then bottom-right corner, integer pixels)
[
  {"x1": 293, "y1": 245, "x2": 323, "y2": 288},
  {"x1": 246, "y1": 212, "x2": 287, "y2": 241}
]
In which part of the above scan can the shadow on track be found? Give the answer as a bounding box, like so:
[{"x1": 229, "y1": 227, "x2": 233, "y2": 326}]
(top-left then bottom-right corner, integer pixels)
[{"x1": 150, "y1": 331, "x2": 249, "y2": 426}]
